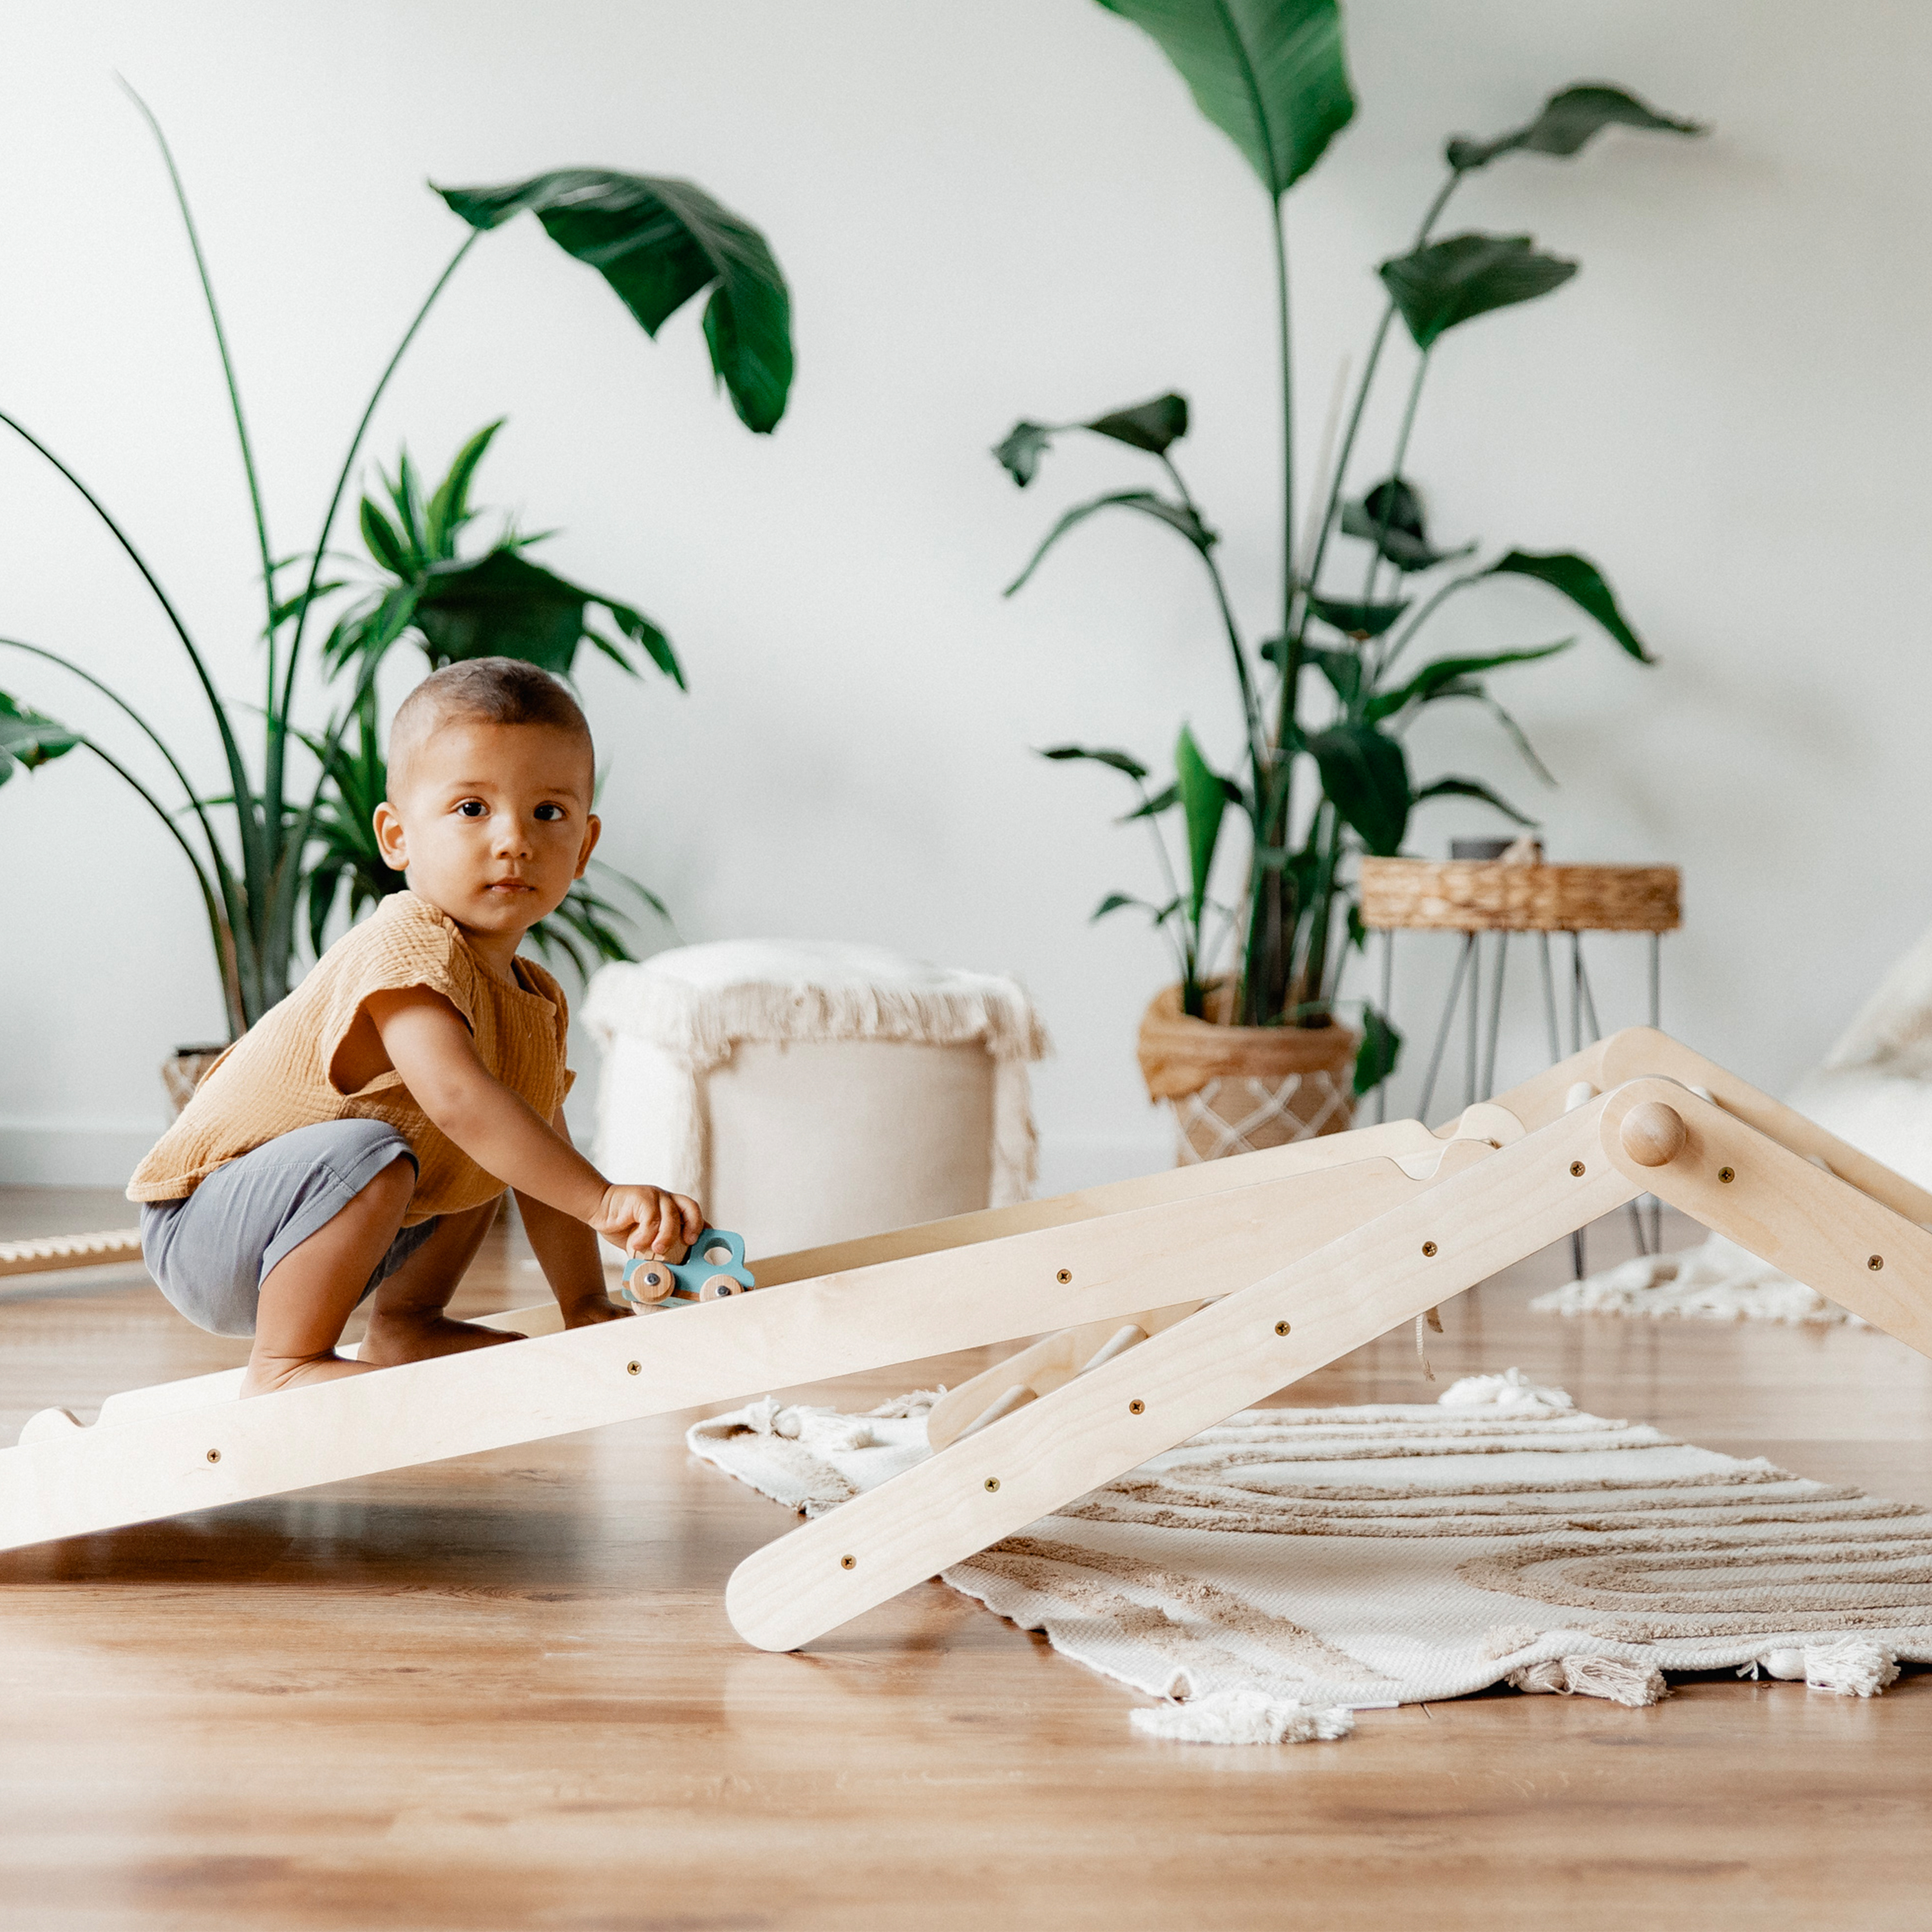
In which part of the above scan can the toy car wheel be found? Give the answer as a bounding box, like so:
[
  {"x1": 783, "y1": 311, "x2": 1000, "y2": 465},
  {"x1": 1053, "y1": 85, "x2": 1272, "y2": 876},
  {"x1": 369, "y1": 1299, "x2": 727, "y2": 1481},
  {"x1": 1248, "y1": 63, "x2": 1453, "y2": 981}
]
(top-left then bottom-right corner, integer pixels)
[
  {"x1": 697, "y1": 1274, "x2": 741, "y2": 1301},
  {"x1": 629, "y1": 1260, "x2": 678, "y2": 1302}
]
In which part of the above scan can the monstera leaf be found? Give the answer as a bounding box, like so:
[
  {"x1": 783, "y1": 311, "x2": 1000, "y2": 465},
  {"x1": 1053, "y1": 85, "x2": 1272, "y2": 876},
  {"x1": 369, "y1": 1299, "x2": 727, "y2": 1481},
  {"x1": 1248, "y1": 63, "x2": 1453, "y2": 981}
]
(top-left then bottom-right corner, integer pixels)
[
  {"x1": 1096, "y1": 0, "x2": 1355, "y2": 199},
  {"x1": 1448, "y1": 84, "x2": 1704, "y2": 173},
  {"x1": 435, "y1": 170, "x2": 793, "y2": 433},
  {"x1": 0, "y1": 692, "x2": 79, "y2": 788},
  {"x1": 1379, "y1": 234, "x2": 1578, "y2": 352}
]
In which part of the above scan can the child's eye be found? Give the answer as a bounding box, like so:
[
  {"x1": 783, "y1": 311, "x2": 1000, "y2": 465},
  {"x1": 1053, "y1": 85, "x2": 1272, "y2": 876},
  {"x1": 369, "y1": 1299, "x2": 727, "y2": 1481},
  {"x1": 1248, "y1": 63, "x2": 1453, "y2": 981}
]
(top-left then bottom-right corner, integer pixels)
[
  {"x1": 534, "y1": 803, "x2": 567, "y2": 822},
  {"x1": 455, "y1": 799, "x2": 488, "y2": 819}
]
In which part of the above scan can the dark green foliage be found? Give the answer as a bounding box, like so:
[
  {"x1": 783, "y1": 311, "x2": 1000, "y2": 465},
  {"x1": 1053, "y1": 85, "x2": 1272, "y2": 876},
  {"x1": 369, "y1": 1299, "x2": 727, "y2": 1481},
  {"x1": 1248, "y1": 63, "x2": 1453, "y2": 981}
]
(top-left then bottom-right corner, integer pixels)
[
  {"x1": 1001, "y1": 17, "x2": 1697, "y2": 1081},
  {"x1": 434, "y1": 171, "x2": 793, "y2": 434}
]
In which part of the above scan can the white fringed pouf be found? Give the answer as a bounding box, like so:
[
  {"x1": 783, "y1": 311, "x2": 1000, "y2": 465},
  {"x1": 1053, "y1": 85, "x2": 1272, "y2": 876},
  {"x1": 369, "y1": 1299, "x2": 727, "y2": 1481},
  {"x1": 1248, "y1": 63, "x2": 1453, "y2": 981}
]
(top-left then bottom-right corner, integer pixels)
[{"x1": 584, "y1": 940, "x2": 1051, "y2": 1256}]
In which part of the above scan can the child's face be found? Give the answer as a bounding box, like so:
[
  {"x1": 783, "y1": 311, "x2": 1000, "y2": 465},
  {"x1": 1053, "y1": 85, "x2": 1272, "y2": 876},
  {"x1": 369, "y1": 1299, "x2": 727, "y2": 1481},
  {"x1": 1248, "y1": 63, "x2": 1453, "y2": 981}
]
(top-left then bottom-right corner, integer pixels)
[{"x1": 373, "y1": 719, "x2": 600, "y2": 946}]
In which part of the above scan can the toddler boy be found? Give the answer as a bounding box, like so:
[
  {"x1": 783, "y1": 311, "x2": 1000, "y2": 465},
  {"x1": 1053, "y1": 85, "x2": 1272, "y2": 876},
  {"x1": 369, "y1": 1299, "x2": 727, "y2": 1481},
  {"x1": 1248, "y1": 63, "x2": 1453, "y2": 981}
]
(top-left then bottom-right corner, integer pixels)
[{"x1": 129, "y1": 656, "x2": 700, "y2": 1396}]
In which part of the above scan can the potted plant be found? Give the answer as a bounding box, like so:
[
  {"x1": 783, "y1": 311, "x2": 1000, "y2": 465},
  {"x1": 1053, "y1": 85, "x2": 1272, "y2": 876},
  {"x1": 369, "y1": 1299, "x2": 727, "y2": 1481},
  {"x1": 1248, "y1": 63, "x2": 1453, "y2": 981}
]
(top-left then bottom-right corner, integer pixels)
[
  {"x1": 0, "y1": 91, "x2": 793, "y2": 1100},
  {"x1": 997, "y1": 0, "x2": 1700, "y2": 1160}
]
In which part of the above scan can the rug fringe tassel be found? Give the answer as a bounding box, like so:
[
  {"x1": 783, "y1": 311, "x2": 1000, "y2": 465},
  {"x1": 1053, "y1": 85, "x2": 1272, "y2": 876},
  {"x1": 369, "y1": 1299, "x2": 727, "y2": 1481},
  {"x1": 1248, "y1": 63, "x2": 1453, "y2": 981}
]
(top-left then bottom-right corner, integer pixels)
[
  {"x1": 1740, "y1": 1638, "x2": 1900, "y2": 1697},
  {"x1": 1508, "y1": 1655, "x2": 1671, "y2": 1707},
  {"x1": 1132, "y1": 1688, "x2": 1356, "y2": 1745}
]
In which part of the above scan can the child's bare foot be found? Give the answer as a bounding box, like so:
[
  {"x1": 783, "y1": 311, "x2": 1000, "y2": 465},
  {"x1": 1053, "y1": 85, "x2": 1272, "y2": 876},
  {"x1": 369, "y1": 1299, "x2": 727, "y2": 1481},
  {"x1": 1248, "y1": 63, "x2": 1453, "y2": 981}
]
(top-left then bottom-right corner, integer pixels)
[
  {"x1": 241, "y1": 1354, "x2": 379, "y2": 1398},
  {"x1": 359, "y1": 1311, "x2": 526, "y2": 1367}
]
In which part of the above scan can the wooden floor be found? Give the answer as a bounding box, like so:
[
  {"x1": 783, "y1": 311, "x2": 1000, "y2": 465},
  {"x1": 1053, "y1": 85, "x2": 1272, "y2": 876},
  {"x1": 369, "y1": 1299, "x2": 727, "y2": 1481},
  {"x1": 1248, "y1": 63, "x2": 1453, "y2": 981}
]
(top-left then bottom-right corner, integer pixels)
[{"x1": 2, "y1": 1189, "x2": 1929, "y2": 1932}]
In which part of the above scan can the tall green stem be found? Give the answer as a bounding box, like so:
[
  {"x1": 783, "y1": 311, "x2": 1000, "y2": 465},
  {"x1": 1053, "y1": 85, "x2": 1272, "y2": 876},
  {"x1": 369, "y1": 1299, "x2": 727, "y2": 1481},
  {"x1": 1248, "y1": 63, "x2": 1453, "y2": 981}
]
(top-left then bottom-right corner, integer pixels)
[
  {"x1": 1359, "y1": 349, "x2": 1432, "y2": 603},
  {"x1": 120, "y1": 84, "x2": 277, "y2": 665},
  {"x1": 0, "y1": 408, "x2": 267, "y2": 902}
]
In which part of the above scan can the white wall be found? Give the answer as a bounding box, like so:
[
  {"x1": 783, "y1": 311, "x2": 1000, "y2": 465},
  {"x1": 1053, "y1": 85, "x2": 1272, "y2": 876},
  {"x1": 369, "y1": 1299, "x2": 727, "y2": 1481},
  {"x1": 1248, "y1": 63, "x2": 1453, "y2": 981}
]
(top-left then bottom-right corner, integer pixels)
[{"x1": 2, "y1": 1, "x2": 1926, "y2": 1190}]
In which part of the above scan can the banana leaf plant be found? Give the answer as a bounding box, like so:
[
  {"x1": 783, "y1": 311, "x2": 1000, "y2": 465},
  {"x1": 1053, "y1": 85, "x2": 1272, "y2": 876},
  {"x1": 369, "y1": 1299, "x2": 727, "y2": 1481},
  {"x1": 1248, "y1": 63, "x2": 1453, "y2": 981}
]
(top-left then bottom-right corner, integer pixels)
[
  {"x1": 1000, "y1": 0, "x2": 1701, "y2": 1092},
  {"x1": 300, "y1": 421, "x2": 677, "y2": 980},
  {"x1": 0, "y1": 88, "x2": 791, "y2": 1040}
]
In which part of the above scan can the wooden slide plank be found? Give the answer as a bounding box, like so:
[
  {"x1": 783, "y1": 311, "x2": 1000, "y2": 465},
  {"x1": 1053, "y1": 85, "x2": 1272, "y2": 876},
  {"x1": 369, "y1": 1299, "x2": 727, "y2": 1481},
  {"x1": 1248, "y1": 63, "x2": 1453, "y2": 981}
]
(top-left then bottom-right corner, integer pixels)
[
  {"x1": 724, "y1": 1104, "x2": 1637, "y2": 1652},
  {"x1": 0, "y1": 1139, "x2": 1510, "y2": 1555}
]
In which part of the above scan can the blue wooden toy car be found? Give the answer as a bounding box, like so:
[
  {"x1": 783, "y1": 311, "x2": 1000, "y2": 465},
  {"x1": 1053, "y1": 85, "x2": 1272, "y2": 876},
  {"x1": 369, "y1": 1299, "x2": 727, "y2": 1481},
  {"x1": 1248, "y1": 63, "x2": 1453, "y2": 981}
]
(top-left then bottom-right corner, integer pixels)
[{"x1": 619, "y1": 1227, "x2": 757, "y2": 1309}]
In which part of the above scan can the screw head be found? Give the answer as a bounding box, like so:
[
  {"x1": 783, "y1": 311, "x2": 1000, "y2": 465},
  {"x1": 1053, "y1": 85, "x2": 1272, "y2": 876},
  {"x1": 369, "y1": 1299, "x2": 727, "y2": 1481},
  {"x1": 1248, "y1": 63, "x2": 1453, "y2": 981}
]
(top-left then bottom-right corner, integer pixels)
[
  {"x1": 1274, "y1": 1320, "x2": 1292, "y2": 1337},
  {"x1": 1869, "y1": 1255, "x2": 1884, "y2": 1271},
  {"x1": 205, "y1": 1448, "x2": 220, "y2": 1464},
  {"x1": 1055, "y1": 1268, "x2": 1072, "y2": 1285},
  {"x1": 1719, "y1": 1166, "x2": 1736, "y2": 1184},
  {"x1": 840, "y1": 1554, "x2": 856, "y2": 1570},
  {"x1": 626, "y1": 1361, "x2": 641, "y2": 1376},
  {"x1": 1422, "y1": 1241, "x2": 1439, "y2": 1258},
  {"x1": 984, "y1": 1477, "x2": 1001, "y2": 1493},
  {"x1": 1569, "y1": 1161, "x2": 1586, "y2": 1178},
  {"x1": 1128, "y1": 1399, "x2": 1145, "y2": 1416}
]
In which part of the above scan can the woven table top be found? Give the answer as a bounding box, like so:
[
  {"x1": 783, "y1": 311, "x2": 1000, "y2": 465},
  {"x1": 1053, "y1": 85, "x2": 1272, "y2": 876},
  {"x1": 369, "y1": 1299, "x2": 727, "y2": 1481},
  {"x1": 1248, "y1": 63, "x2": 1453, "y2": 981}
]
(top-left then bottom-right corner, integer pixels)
[{"x1": 1359, "y1": 857, "x2": 1680, "y2": 934}]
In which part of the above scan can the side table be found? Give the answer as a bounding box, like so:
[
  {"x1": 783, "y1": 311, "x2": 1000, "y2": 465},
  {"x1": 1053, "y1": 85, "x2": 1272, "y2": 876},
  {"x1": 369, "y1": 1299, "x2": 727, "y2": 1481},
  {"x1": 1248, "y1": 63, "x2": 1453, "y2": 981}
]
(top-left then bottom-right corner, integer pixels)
[{"x1": 1359, "y1": 856, "x2": 1682, "y2": 1272}]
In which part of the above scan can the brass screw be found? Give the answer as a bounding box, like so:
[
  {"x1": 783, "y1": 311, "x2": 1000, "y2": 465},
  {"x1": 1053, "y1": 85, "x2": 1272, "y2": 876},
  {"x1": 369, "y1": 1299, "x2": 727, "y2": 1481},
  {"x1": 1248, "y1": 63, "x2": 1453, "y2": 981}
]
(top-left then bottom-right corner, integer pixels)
[
  {"x1": 984, "y1": 1477, "x2": 1001, "y2": 1493},
  {"x1": 840, "y1": 1554, "x2": 857, "y2": 1570},
  {"x1": 1719, "y1": 1167, "x2": 1736, "y2": 1184},
  {"x1": 626, "y1": 1361, "x2": 641, "y2": 1376},
  {"x1": 1128, "y1": 1399, "x2": 1145, "y2": 1416},
  {"x1": 1055, "y1": 1268, "x2": 1072, "y2": 1285},
  {"x1": 205, "y1": 1449, "x2": 221, "y2": 1464},
  {"x1": 1569, "y1": 1161, "x2": 1586, "y2": 1178},
  {"x1": 1274, "y1": 1320, "x2": 1291, "y2": 1337},
  {"x1": 1422, "y1": 1241, "x2": 1438, "y2": 1258},
  {"x1": 1869, "y1": 1255, "x2": 1884, "y2": 1272}
]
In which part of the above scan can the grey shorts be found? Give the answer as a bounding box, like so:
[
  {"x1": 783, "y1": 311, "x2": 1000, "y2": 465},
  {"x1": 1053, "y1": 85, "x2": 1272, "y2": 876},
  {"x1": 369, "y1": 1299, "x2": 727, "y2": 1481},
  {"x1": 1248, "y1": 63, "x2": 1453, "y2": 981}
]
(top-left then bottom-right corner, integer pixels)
[{"x1": 140, "y1": 1119, "x2": 437, "y2": 1338}]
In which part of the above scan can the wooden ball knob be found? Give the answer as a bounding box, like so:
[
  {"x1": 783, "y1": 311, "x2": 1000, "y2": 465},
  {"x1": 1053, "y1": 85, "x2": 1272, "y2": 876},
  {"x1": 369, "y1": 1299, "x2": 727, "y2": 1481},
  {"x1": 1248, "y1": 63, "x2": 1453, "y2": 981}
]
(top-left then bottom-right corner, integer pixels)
[{"x1": 1620, "y1": 1101, "x2": 1687, "y2": 1169}]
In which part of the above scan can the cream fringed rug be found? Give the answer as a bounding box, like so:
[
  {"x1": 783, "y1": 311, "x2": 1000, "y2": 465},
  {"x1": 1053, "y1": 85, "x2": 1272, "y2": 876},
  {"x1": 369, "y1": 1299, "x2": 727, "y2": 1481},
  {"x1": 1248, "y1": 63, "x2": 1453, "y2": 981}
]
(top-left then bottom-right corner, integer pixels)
[
  {"x1": 1531, "y1": 1233, "x2": 1867, "y2": 1326},
  {"x1": 690, "y1": 1373, "x2": 1932, "y2": 1744}
]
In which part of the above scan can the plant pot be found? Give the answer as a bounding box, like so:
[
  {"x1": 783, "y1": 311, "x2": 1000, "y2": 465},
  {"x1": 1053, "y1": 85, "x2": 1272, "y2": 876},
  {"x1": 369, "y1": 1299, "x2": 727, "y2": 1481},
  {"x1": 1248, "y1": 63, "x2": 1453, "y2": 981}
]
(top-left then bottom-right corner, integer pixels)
[
  {"x1": 1136, "y1": 984, "x2": 1358, "y2": 1165},
  {"x1": 162, "y1": 1043, "x2": 228, "y2": 1117}
]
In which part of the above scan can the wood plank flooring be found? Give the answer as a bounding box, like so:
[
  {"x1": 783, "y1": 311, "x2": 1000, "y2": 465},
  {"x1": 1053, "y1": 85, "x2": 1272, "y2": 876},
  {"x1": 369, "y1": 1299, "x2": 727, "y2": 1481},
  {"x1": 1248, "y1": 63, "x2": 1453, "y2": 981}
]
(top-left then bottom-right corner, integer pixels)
[{"x1": 1, "y1": 1188, "x2": 1928, "y2": 1932}]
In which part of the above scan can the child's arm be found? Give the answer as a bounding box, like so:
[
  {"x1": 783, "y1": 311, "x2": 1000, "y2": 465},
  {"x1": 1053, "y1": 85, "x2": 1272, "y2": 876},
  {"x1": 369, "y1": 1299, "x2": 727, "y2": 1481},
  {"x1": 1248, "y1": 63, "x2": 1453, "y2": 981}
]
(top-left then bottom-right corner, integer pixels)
[
  {"x1": 515, "y1": 1110, "x2": 630, "y2": 1328},
  {"x1": 365, "y1": 986, "x2": 702, "y2": 1261}
]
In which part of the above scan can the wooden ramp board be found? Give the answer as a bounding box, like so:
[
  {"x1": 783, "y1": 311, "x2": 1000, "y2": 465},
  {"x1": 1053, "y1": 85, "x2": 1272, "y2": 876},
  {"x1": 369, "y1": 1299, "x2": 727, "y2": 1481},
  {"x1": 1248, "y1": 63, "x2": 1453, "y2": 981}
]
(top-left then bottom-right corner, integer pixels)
[
  {"x1": 723, "y1": 1081, "x2": 1932, "y2": 1652},
  {"x1": 0, "y1": 1111, "x2": 1524, "y2": 1555}
]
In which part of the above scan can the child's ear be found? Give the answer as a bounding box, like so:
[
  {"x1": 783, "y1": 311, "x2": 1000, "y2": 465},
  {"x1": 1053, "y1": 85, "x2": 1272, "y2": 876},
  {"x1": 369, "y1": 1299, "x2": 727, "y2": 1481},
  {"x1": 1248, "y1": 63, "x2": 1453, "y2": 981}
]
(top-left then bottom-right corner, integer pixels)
[
  {"x1": 576, "y1": 813, "x2": 602, "y2": 879},
  {"x1": 373, "y1": 800, "x2": 408, "y2": 871}
]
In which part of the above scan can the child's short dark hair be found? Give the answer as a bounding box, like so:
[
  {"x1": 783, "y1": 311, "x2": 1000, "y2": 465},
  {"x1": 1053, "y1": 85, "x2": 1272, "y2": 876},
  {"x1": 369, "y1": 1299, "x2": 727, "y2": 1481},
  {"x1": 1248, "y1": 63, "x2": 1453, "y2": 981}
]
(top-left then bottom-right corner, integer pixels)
[{"x1": 387, "y1": 658, "x2": 593, "y2": 798}]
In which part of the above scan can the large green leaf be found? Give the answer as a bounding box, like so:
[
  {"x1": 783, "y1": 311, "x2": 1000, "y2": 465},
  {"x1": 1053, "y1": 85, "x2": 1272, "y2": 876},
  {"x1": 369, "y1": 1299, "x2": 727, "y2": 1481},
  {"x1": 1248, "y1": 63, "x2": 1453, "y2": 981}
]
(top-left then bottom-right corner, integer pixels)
[
  {"x1": 434, "y1": 171, "x2": 793, "y2": 433},
  {"x1": 1096, "y1": 0, "x2": 1355, "y2": 199},
  {"x1": 1039, "y1": 744, "x2": 1152, "y2": 782},
  {"x1": 1353, "y1": 1001, "x2": 1401, "y2": 1095},
  {"x1": 1174, "y1": 724, "x2": 1227, "y2": 922},
  {"x1": 1302, "y1": 643, "x2": 1366, "y2": 710},
  {"x1": 1486, "y1": 550, "x2": 1653, "y2": 663},
  {"x1": 0, "y1": 691, "x2": 80, "y2": 787},
  {"x1": 410, "y1": 547, "x2": 683, "y2": 687},
  {"x1": 993, "y1": 392, "x2": 1189, "y2": 488},
  {"x1": 1004, "y1": 490, "x2": 1215, "y2": 595},
  {"x1": 1368, "y1": 640, "x2": 1573, "y2": 721},
  {"x1": 1448, "y1": 84, "x2": 1705, "y2": 173},
  {"x1": 1414, "y1": 774, "x2": 1537, "y2": 826},
  {"x1": 1339, "y1": 478, "x2": 1470, "y2": 573},
  {"x1": 1379, "y1": 234, "x2": 1578, "y2": 352},
  {"x1": 1085, "y1": 392, "x2": 1189, "y2": 456},
  {"x1": 1308, "y1": 719, "x2": 1410, "y2": 855},
  {"x1": 1303, "y1": 591, "x2": 1408, "y2": 638}
]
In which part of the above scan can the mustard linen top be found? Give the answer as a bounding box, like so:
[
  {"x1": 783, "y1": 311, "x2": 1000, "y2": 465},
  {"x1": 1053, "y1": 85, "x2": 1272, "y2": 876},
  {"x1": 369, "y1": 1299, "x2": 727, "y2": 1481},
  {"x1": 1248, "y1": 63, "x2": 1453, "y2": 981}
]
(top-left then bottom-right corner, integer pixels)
[{"x1": 128, "y1": 891, "x2": 573, "y2": 1221}]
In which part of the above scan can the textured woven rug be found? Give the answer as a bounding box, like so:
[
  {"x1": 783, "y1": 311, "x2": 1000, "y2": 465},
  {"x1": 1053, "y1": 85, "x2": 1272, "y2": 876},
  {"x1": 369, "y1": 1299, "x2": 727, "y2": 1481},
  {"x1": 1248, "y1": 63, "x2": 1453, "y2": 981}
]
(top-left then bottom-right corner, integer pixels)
[
  {"x1": 690, "y1": 1372, "x2": 1932, "y2": 1742},
  {"x1": 1532, "y1": 1233, "x2": 1865, "y2": 1326}
]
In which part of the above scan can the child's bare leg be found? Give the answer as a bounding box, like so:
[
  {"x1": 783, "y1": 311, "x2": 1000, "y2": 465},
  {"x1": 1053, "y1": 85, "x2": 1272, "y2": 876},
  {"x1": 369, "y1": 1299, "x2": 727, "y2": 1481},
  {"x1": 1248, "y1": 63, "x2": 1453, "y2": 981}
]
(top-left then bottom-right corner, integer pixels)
[
  {"x1": 244, "y1": 1155, "x2": 417, "y2": 1397},
  {"x1": 359, "y1": 1199, "x2": 525, "y2": 1366}
]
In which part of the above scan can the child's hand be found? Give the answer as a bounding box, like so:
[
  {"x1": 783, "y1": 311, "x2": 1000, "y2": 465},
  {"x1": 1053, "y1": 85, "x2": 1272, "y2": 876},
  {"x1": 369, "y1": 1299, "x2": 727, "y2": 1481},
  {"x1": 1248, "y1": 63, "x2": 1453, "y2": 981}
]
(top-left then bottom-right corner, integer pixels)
[{"x1": 593, "y1": 1184, "x2": 705, "y2": 1258}]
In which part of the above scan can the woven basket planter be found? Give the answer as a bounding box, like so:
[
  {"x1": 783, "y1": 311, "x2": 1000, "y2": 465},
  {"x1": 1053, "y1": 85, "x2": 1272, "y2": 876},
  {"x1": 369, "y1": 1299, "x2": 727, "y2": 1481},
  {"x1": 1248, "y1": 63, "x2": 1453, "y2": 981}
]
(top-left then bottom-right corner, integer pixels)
[{"x1": 1136, "y1": 984, "x2": 1358, "y2": 1165}]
